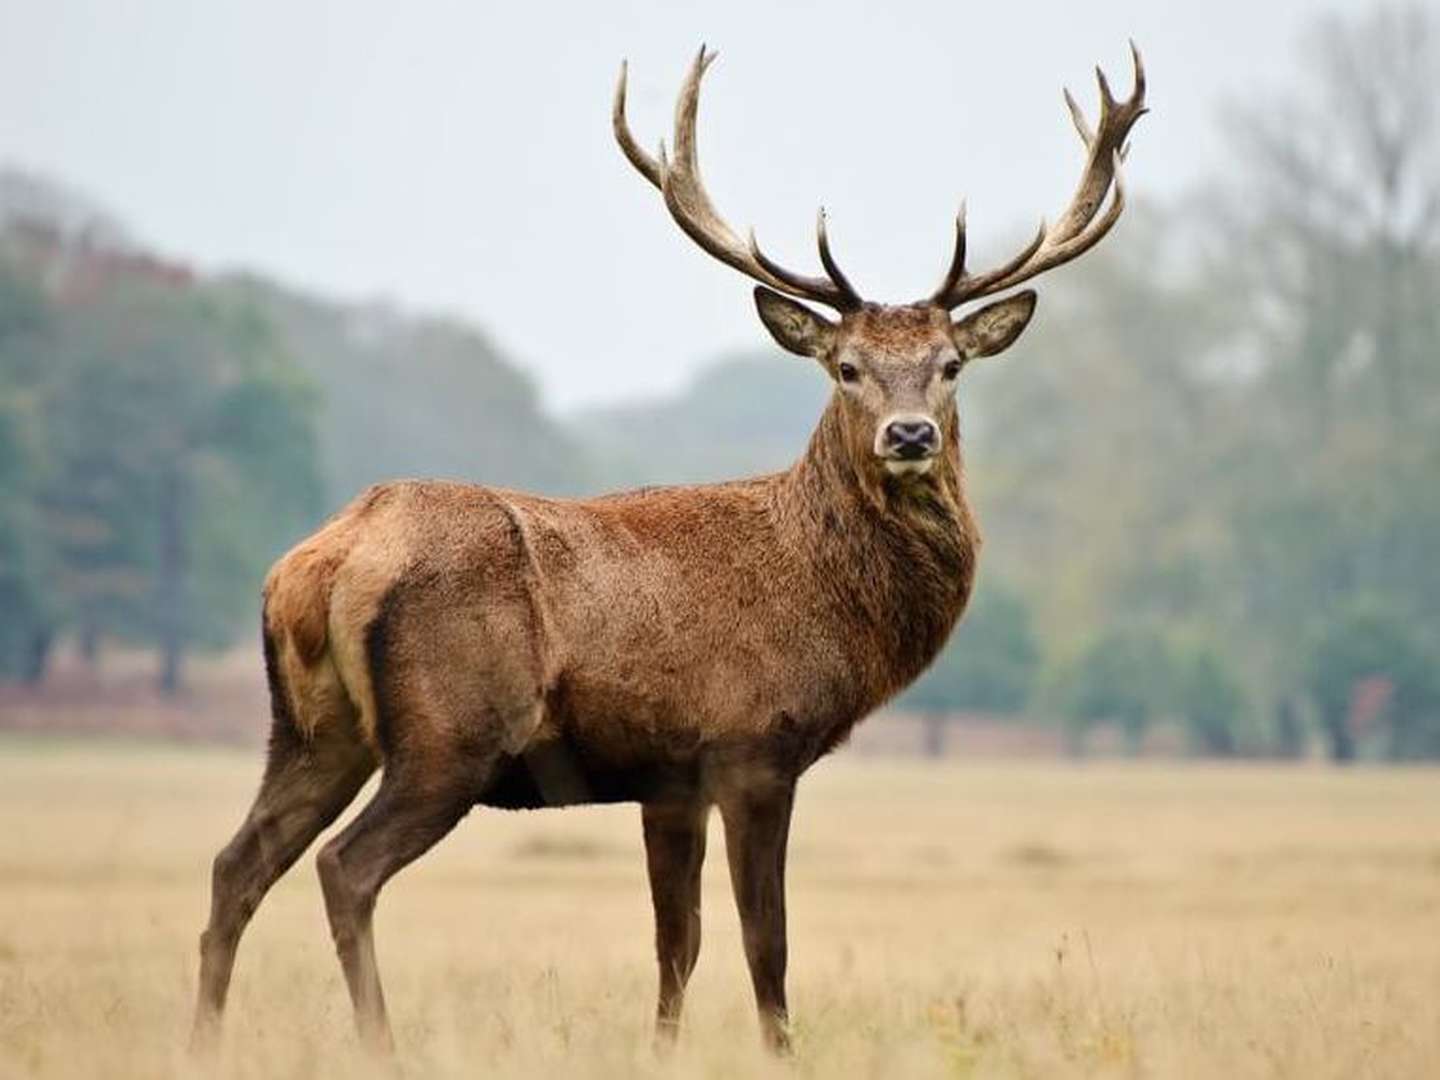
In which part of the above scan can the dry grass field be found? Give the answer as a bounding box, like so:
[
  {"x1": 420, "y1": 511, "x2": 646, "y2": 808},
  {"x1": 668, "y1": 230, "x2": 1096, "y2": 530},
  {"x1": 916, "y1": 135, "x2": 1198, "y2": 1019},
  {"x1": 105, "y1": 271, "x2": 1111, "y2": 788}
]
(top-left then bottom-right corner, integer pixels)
[{"x1": 1, "y1": 735, "x2": 1438, "y2": 1079}]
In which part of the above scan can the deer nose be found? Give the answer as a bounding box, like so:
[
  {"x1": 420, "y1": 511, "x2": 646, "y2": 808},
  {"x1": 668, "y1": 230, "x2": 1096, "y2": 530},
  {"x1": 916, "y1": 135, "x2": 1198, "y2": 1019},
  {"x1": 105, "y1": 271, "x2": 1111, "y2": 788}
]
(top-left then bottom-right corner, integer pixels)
[{"x1": 883, "y1": 418, "x2": 939, "y2": 460}]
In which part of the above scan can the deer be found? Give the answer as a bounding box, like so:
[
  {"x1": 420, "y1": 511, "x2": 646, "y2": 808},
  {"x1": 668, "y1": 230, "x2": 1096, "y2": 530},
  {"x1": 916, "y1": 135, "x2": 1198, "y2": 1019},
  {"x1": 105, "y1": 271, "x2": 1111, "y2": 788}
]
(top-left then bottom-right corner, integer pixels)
[{"x1": 190, "y1": 44, "x2": 1146, "y2": 1056}]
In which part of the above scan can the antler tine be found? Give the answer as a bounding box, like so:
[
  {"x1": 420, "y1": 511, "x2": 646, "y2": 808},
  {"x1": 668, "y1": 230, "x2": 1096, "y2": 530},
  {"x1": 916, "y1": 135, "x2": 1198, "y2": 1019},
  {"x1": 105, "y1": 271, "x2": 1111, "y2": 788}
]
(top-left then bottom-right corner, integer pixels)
[
  {"x1": 749, "y1": 210, "x2": 861, "y2": 307},
  {"x1": 741, "y1": 228, "x2": 841, "y2": 304},
  {"x1": 1129, "y1": 39, "x2": 1147, "y2": 111},
  {"x1": 930, "y1": 210, "x2": 1049, "y2": 307},
  {"x1": 612, "y1": 60, "x2": 663, "y2": 190},
  {"x1": 615, "y1": 47, "x2": 861, "y2": 311},
  {"x1": 929, "y1": 42, "x2": 1147, "y2": 310},
  {"x1": 961, "y1": 219, "x2": 1049, "y2": 294},
  {"x1": 1096, "y1": 65, "x2": 1117, "y2": 114},
  {"x1": 816, "y1": 209, "x2": 861, "y2": 306},
  {"x1": 932, "y1": 202, "x2": 969, "y2": 302},
  {"x1": 1064, "y1": 88, "x2": 1095, "y2": 146}
]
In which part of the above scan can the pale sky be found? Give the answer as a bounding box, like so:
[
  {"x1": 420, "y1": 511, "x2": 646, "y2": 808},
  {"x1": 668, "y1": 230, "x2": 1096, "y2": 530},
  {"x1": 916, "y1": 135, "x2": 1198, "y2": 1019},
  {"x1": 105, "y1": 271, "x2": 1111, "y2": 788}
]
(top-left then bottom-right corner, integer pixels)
[{"x1": 0, "y1": 0, "x2": 1400, "y2": 409}]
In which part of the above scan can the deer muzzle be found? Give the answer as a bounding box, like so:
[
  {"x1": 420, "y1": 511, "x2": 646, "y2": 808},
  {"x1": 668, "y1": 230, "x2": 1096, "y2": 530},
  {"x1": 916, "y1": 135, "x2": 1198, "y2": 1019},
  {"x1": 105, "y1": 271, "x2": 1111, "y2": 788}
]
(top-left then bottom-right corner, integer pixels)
[{"x1": 877, "y1": 414, "x2": 940, "y2": 475}]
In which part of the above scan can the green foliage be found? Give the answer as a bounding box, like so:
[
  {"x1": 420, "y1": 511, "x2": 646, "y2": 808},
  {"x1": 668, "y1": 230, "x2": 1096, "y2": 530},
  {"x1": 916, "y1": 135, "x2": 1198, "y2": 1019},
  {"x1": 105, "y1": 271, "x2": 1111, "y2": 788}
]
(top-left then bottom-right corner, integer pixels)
[
  {"x1": 0, "y1": 392, "x2": 48, "y2": 677},
  {"x1": 1301, "y1": 603, "x2": 1440, "y2": 761},
  {"x1": 0, "y1": 266, "x2": 56, "y2": 678},
  {"x1": 0, "y1": 239, "x2": 325, "y2": 686},
  {"x1": 1053, "y1": 630, "x2": 1172, "y2": 752},
  {"x1": 1171, "y1": 644, "x2": 1247, "y2": 757},
  {"x1": 1052, "y1": 632, "x2": 1250, "y2": 756}
]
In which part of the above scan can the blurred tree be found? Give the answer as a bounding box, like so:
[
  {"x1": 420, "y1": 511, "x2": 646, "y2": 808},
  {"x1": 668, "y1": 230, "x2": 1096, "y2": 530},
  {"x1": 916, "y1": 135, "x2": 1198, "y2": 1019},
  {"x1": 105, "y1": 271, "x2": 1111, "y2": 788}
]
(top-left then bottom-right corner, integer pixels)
[
  {"x1": 69, "y1": 285, "x2": 325, "y2": 692},
  {"x1": 965, "y1": 203, "x2": 1241, "y2": 656},
  {"x1": 224, "y1": 278, "x2": 592, "y2": 505},
  {"x1": 1301, "y1": 603, "x2": 1440, "y2": 762},
  {"x1": 1217, "y1": 3, "x2": 1440, "y2": 750},
  {"x1": 1224, "y1": 4, "x2": 1439, "y2": 427},
  {"x1": 574, "y1": 350, "x2": 827, "y2": 490},
  {"x1": 1272, "y1": 698, "x2": 1307, "y2": 761},
  {"x1": 903, "y1": 578, "x2": 1040, "y2": 716},
  {"x1": 0, "y1": 263, "x2": 55, "y2": 680},
  {"x1": 1171, "y1": 644, "x2": 1247, "y2": 757},
  {"x1": 0, "y1": 234, "x2": 325, "y2": 691},
  {"x1": 1053, "y1": 629, "x2": 1174, "y2": 755},
  {"x1": 1050, "y1": 632, "x2": 1249, "y2": 757}
]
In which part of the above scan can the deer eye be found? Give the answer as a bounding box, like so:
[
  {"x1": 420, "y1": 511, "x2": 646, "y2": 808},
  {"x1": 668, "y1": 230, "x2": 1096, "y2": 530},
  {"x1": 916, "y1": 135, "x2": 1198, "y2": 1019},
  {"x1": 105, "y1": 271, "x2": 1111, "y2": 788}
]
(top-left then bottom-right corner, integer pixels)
[
  {"x1": 837, "y1": 361, "x2": 860, "y2": 384},
  {"x1": 942, "y1": 359, "x2": 963, "y2": 381}
]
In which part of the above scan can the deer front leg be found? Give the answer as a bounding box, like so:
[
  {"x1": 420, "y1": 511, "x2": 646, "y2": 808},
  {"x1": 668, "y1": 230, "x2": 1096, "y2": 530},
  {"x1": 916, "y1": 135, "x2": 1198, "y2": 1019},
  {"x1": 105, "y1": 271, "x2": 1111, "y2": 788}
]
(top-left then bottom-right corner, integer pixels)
[
  {"x1": 718, "y1": 781, "x2": 796, "y2": 1053},
  {"x1": 642, "y1": 799, "x2": 709, "y2": 1044}
]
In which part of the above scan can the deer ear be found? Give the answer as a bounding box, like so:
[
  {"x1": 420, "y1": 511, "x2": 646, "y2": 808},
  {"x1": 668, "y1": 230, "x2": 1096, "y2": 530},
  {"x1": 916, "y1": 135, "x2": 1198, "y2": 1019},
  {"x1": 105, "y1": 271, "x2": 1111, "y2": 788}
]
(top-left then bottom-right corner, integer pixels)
[
  {"x1": 950, "y1": 291, "x2": 1037, "y2": 359},
  {"x1": 754, "y1": 286, "x2": 838, "y2": 358}
]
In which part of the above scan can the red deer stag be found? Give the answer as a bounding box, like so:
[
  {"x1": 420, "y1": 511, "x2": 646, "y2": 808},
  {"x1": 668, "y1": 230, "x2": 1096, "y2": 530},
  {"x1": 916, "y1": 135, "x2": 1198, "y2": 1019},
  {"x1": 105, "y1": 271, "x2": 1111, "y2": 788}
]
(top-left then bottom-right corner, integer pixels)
[{"x1": 191, "y1": 45, "x2": 1146, "y2": 1055}]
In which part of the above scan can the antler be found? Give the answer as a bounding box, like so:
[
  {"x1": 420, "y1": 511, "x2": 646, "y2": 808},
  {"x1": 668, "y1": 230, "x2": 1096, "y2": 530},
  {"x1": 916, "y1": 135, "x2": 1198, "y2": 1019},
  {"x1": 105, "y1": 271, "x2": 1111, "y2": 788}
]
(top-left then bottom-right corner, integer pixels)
[
  {"x1": 614, "y1": 47, "x2": 863, "y2": 311},
  {"x1": 929, "y1": 42, "x2": 1148, "y2": 310}
]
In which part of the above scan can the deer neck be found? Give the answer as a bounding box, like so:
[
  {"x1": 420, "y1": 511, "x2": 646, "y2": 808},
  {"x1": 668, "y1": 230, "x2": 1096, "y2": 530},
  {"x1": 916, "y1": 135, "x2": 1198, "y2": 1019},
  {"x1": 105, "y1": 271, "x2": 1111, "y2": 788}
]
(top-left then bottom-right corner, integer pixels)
[{"x1": 774, "y1": 395, "x2": 980, "y2": 700}]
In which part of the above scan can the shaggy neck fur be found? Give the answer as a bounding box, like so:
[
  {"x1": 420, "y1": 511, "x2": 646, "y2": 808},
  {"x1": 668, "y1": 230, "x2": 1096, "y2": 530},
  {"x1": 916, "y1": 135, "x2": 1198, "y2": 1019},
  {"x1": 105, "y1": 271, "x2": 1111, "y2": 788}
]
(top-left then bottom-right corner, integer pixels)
[{"x1": 772, "y1": 393, "x2": 980, "y2": 711}]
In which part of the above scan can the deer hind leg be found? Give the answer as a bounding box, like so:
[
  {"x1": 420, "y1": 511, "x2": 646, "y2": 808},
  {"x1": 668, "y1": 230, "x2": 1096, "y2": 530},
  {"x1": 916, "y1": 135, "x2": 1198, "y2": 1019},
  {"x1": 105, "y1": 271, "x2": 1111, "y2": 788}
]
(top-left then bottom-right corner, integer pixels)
[
  {"x1": 314, "y1": 750, "x2": 487, "y2": 1055},
  {"x1": 315, "y1": 572, "x2": 542, "y2": 1052},
  {"x1": 642, "y1": 799, "x2": 709, "y2": 1044},
  {"x1": 191, "y1": 711, "x2": 376, "y2": 1051},
  {"x1": 718, "y1": 780, "x2": 796, "y2": 1054}
]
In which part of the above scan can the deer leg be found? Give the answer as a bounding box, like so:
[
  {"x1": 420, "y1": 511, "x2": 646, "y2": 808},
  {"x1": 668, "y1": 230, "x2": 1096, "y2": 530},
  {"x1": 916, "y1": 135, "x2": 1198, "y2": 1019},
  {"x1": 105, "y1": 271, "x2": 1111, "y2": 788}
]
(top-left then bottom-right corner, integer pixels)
[
  {"x1": 719, "y1": 782, "x2": 796, "y2": 1053},
  {"x1": 191, "y1": 720, "x2": 375, "y2": 1052},
  {"x1": 315, "y1": 763, "x2": 479, "y2": 1055},
  {"x1": 642, "y1": 799, "x2": 709, "y2": 1044}
]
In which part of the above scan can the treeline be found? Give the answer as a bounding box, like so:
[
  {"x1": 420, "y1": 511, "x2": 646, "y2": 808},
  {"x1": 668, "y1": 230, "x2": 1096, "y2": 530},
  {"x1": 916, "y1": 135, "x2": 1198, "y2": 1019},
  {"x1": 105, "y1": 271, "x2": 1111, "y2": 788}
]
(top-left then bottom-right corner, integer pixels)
[
  {"x1": 219, "y1": 276, "x2": 587, "y2": 507},
  {"x1": 0, "y1": 226, "x2": 322, "y2": 690},
  {"x1": 0, "y1": 181, "x2": 581, "y2": 690},
  {"x1": 980, "y1": 5, "x2": 1440, "y2": 760}
]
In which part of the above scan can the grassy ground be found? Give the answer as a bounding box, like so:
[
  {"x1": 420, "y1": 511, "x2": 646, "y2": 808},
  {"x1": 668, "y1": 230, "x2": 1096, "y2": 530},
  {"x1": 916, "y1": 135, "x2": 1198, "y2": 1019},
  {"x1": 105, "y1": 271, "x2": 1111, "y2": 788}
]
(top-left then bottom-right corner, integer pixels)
[{"x1": 1, "y1": 736, "x2": 1437, "y2": 1078}]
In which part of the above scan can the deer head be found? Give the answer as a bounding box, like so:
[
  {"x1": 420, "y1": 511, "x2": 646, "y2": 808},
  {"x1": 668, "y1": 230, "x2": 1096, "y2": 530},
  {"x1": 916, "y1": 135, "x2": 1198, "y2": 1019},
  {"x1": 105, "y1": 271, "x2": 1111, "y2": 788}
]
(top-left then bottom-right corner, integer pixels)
[{"x1": 614, "y1": 46, "x2": 1147, "y2": 481}]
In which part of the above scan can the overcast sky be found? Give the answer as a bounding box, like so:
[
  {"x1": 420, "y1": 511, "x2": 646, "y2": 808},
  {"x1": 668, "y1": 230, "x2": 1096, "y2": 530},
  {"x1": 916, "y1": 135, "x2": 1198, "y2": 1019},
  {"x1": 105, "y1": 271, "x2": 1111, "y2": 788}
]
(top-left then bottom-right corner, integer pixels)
[{"x1": 0, "y1": 0, "x2": 1400, "y2": 409}]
